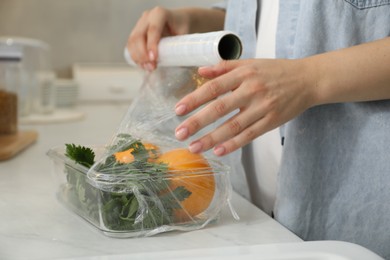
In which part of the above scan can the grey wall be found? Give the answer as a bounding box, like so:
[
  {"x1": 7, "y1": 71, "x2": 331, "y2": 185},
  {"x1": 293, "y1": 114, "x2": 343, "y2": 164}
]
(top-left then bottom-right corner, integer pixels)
[{"x1": 0, "y1": 0, "x2": 218, "y2": 78}]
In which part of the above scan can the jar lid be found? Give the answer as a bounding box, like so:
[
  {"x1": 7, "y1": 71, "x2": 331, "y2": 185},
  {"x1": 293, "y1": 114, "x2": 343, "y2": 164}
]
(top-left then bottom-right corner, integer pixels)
[{"x1": 0, "y1": 45, "x2": 22, "y2": 62}]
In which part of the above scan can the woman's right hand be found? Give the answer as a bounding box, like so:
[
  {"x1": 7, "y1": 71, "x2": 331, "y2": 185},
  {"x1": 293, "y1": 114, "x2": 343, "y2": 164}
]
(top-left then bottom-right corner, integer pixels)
[{"x1": 127, "y1": 7, "x2": 191, "y2": 71}]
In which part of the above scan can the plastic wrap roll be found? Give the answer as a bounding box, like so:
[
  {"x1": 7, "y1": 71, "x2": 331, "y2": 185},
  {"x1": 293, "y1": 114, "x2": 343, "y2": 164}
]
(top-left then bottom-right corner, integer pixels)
[{"x1": 124, "y1": 31, "x2": 242, "y2": 67}]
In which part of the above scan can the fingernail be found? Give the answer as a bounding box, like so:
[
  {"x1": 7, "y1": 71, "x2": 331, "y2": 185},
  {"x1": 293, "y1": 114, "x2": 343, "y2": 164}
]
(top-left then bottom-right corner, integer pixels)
[
  {"x1": 214, "y1": 145, "x2": 226, "y2": 156},
  {"x1": 175, "y1": 127, "x2": 188, "y2": 140},
  {"x1": 149, "y1": 50, "x2": 155, "y2": 61},
  {"x1": 145, "y1": 63, "x2": 154, "y2": 71},
  {"x1": 175, "y1": 104, "x2": 187, "y2": 115},
  {"x1": 189, "y1": 141, "x2": 203, "y2": 153}
]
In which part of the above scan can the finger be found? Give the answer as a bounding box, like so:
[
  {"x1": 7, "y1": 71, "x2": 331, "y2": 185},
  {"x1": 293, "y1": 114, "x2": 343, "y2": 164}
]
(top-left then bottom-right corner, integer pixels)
[
  {"x1": 175, "y1": 77, "x2": 260, "y2": 140},
  {"x1": 144, "y1": 32, "x2": 158, "y2": 70},
  {"x1": 130, "y1": 37, "x2": 149, "y2": 66},
  {"x1": 213, "y1": 113, "x2": 277, "y2": 156},
  {"x1": 127, "y1": 11, "x2": 151, "y2": 65},
  {"x1": 127, "y1": 36, "x2": 147, "y2": 66},
  {"x1": 185, "y1": 83, "x2": 268, "y2": 152},
  {"x1": 188, "y1": 104, "x2": 265, "y2": 154},
  {"x1": 175, "y1": 69, "x2": 242, "y2": 116},
  {"x1": 146, "y1": 10, "x2": 168, "y2": 55},
  {"x1": 146, "y1": 9, "x2": 170, "y2": 69},
  {"x1": 198, "y1": 59, "x2": 249, "y2": 78},
  {"x1": 175, "y1": 90, "x2": 246, "y2": 141}
]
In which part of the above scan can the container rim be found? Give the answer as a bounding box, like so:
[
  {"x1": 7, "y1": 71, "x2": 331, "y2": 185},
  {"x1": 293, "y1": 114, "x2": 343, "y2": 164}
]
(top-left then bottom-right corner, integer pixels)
[{"x1": 47, "y1": 145, "x2": 230, "y2": 182}]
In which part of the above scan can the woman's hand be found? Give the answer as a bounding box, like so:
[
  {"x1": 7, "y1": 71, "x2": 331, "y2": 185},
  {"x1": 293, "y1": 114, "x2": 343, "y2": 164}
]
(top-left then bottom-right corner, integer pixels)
[
  {"x1": 173, "y1": 38, "x2": 390, "y2": 156},
  {"x1": 127, "y1": 7, "x2": 225, "y2": 71},
  {"x1": 127, "y1": 7, "x2": 191, "y2": 71},
  {"x1": 174, "y1": 59, "x2": 316, "y2": 156}
]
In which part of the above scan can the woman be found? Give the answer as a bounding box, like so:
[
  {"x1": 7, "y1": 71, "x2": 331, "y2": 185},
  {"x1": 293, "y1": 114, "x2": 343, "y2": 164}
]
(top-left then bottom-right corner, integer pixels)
[{"x1": 127, "y1": 1, "x2": 390, "y2": 258}]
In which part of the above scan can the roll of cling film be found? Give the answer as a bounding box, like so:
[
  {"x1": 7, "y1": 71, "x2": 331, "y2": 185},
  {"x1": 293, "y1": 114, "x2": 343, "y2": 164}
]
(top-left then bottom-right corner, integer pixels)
[{"x1": 124, "y1": 31, "x2": 243, "y2": 67}]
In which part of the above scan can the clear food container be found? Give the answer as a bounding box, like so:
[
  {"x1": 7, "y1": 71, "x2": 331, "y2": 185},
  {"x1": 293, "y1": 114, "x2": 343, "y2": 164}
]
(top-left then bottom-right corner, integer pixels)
[
  {"x1": 47, "y1": 143, "x2": 232, "y2": 238},
  {"x1": 47, "y1": 67, "x2": 238, "y2": 237}
]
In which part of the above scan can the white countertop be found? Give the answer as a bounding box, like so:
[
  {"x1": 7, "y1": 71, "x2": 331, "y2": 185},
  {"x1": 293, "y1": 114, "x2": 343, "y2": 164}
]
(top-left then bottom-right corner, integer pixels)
[
  {"x1": 0, "y1": 104, "x2": 302, "y2": 260},
  {"x1": 0, "y1": 104, "x2": 383, "y2": 260}
]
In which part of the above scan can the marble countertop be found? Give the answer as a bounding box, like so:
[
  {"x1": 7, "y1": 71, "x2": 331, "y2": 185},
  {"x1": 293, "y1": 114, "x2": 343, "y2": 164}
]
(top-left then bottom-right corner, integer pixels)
[
  {"x1": 0, "y1": 104, "x2": 304, "y2": 260},
  {"x1": 0, "y1": 103, "x2": 385, "y2": 260},
  {"x1": 0, "y1": 103, "x2": 381, "y2": 260}
]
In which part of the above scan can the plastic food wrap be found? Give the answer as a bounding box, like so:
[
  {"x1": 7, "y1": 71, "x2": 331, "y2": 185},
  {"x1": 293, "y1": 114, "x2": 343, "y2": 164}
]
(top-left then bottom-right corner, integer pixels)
[
  {"x1": 48, "y1": 67, "x2": 238, "y2": 237},
  {"x1": 124, "y1": 31, "x2": 242, "y2": 67}
]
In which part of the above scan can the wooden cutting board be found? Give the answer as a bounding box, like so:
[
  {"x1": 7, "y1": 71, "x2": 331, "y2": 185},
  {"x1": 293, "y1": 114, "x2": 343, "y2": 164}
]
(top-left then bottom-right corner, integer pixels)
[{"x1": 0, "y1": 130, "x2": 38, "y2": 161}]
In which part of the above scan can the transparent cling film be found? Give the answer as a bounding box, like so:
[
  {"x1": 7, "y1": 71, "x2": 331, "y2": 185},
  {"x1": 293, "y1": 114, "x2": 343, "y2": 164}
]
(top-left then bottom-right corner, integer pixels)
[{"x1": 48, "y1": 67, "x2": 239, "y2": 237}]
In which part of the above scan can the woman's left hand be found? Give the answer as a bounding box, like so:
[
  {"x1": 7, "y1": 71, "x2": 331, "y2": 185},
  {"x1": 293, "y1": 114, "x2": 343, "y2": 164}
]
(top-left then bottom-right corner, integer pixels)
[{"x1": 174, "y1": 58, "x2": 316, "y2": 156}]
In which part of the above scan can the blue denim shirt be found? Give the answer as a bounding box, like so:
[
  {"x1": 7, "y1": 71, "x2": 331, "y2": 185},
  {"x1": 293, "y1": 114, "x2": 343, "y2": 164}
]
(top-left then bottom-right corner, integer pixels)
[{"x1": 218, "y1": 1, "x2": 390, "y2": 258}]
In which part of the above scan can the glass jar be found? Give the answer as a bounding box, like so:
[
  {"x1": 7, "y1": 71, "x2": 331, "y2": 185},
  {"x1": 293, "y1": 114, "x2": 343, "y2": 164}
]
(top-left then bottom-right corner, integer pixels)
[
  {"x1": 0, "y1": 59, "x2": 19, "y2": 134},
  {"x1": 0, "y1": 37, "x2": 54, "y2": 116}
]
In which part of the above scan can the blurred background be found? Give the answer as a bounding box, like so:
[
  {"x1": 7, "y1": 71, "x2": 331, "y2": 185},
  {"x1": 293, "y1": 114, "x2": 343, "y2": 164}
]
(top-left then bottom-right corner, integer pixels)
[
  {"x1": 0, "y1": 0, "x2": 219, "y2": 119},
  {"x1": 0, "y1": 0, "x2": 218, "y2": 78}
]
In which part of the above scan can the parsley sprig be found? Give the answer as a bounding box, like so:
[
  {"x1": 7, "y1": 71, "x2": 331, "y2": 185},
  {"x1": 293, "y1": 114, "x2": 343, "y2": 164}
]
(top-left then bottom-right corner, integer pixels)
[{"x1": 65, "y1": 144, "x2": 95, "y2": 168}]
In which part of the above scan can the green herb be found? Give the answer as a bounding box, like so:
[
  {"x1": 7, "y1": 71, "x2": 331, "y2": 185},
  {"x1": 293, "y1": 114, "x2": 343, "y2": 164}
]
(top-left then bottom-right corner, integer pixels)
[
  {"x1": 63, "y1": 134, "x2": 191, "y2": 232},
  {"x1": 65, "y1": 144, "x2": 95, "y2": 168}
]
